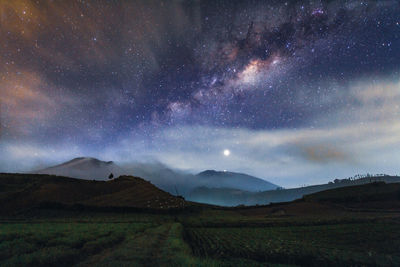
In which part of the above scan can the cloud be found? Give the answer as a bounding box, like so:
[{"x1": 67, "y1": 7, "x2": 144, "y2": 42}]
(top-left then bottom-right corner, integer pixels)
[
  {"x1": 0, "y1": 142, "x2": 84, "y2": 172},
  {"x1": 291, "y1": 143, "x2": 349, "y2": 163},
  {"x1": 350, "y1": 78, "x2": 400, "y2": 121},
  {"x1": 99, "y1": 113, "x2": 400, "y2": 187},
  {"x1": 0, "y1": 70, "x2": 80, "y2": 138},
  {"x1": 0, "y1": 71, "x2": 55, "y2": 120},
  {"x1": 3, "y1": 117, "x2": 400, "y2": 187},
  {"x1": 2, "y1": 76, "x2": 400, "y2": 187}
]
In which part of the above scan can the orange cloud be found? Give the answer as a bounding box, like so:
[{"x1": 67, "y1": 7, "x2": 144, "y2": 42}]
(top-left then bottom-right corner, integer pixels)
[
  {"x1": 294, "y1": 143, "x2": 349, "y2": 163},
  {"x1": 0, "y1": 70, "x2": 57, "y2": 134}
]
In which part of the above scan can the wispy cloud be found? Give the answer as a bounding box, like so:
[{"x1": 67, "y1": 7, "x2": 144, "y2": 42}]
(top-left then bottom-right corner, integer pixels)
[{"x1": 2, "y1": 77, "x2": 400, "y2": 188}]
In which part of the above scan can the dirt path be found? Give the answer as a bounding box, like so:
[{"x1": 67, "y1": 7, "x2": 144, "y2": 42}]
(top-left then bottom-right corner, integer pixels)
[
  {"x1": 78, "y1": 238, "x2": 127, "y2": 266},
  {"x1": 146, "y1": 223, "x2": 173, "y2": 267},
  {"x1": 76, "y1": 223, "x2": 174, "y2": 266}
]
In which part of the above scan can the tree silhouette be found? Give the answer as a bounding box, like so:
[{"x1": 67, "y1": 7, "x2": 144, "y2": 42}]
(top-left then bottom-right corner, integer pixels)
[{"x1": 108, "y1": 173, "x2": 114, "y2": 179}]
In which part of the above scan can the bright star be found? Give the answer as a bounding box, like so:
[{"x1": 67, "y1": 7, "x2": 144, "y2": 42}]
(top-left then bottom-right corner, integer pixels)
[{"x1": 223, "y1": 149, "x2": 230, "y2": 156}]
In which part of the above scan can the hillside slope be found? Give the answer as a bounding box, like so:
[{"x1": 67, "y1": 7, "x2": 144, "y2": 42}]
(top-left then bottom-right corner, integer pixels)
[
  {"x1": 234, "y1": 182, "x2": 400, "y2": 218},
  {"x1": 0, "y1": 173, "x2": 187, "y2": 213},
  {"x1": 303, "y1": 181, "x2": 400, "y2": 210}
]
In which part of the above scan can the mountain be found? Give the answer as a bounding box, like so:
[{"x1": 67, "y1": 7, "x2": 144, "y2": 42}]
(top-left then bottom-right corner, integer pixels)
[
  {"x1": 127, "y1": 165, "x2": 279, "y2": 196},
  {"x1": 0, "y1": 173, "x2": 188, "y2": 214},
  {"x1": 195, "y1": 170, "x2": 278, "y2": 192},
  {"x1": 34, "y1": 157, "x2": 124, "y2": 180},
  {"x1": 123, "y1": 162, "x2": 196, "y2": 196},
  {"x1": 35, "y1": 159, "x2": 280, "y2": 197},
  {"x1": 188, "y1": 175, "x2": 400, "y2": 206}
]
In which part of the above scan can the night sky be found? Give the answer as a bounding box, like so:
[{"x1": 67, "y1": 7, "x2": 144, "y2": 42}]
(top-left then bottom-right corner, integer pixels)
[{"x1": 1, "y1": 0, "x2": 400, "y2": 187}]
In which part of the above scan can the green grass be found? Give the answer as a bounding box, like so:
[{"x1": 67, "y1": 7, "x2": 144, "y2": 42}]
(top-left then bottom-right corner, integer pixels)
[
  {"x1": 0, "y1": 222, "x2": 151, "y2": 266},
  {"x1": 0, "y1": 219, "x2": 272, "y2": 267},
  {"x1": 77, "y1": 222, "x2": 224, "y2": 266}
]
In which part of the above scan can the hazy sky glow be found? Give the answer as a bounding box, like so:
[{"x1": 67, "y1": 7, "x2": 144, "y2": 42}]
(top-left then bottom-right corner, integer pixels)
[{"x1": 1, "y1": 0, "x2": 400, "y2": 187}]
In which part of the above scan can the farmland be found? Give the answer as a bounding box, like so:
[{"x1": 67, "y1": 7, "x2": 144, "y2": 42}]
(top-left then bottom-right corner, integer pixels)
[
  {"x1": 184, "y1": 222, "x2": 400, "y2": 266},
  {"x1": 1, "y1": 175, "x2": 400, "y2": 266},
  {"x1": 1, "y1": 208, "x2": 399, "y2": 266},
  {"x1": 0, "y1": 213, "x2": 224, "y2": 267}
]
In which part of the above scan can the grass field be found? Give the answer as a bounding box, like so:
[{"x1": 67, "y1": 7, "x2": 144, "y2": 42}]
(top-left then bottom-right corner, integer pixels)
[{"x1": 0, "y1": 221, "x2": 150, "y2": 266}]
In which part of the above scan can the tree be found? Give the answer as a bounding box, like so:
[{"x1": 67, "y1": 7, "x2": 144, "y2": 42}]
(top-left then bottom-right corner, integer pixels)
[{"x1": 108, "y1": 173, "x2": 114, "y2": 179}]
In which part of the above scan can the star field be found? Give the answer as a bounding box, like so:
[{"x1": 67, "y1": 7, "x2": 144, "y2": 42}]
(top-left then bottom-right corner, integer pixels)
[{"x1": 1, "y1": 0, "x2": 400, "y2": 187}]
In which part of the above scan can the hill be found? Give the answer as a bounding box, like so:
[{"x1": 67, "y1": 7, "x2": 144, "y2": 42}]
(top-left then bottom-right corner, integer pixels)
[
  {"x1": 234, "y1": 181, "x2": 400, "y2": 219},
  {"x1": 188, "y1": 175, "x2": 400, "y2": 206},
  {"x1": 0, "y1": 173, "x2": 187, "y2": 214},
  {"x1": 34, "y1": 157, "x2": 124, "y2": 180},
  {"x1": 196, "y1": 170, "x2": 278, "y2": 191},
  {"x1": 303, "y1": 181, "x2": 400, "y2": 210}
]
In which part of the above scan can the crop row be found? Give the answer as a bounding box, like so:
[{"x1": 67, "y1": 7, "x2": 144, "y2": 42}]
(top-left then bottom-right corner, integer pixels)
[{"x1": 184, "y1": 223, "x2": 400, "y2": 266}]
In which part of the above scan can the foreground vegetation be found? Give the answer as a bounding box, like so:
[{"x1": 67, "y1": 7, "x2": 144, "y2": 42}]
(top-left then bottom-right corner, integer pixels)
[
  {"x1": 0, "y1": 208, "x2": 399, "y2": 266},
  {"x1": 0, "y1": 214, "x2": 227, "y2": 267},
  {"x1": 1, "y1": 174, "x2": 400, "y2": 266},
  {"x1": 185, "y1": 222, "x2": 400, "y2": 266}
]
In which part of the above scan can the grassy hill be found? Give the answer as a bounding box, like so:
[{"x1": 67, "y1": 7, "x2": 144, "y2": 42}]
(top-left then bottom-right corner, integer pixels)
[
  {"x1": 0, "y1": 173, "x2": 187, "y2": 214},
  {"x1": 229, "y1": 182, "x2": 400, "y2": 221},
  {"x1": 303, "y1": 181, "x2": 400, "y2": 210}
]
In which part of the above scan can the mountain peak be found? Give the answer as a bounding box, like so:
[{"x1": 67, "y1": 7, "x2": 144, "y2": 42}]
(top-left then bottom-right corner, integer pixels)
[
  {"x1": 34, "y1": 157, "x2": 121, "y2": 180},
  {"x1": 59, "y1": 157, "x2": 114, "y2": 167}
]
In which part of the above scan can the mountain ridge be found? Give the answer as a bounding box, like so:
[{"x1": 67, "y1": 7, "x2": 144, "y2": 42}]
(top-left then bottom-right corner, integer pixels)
[{"x1": 34, "y1": 158, "x2": 280, "y2": 195}]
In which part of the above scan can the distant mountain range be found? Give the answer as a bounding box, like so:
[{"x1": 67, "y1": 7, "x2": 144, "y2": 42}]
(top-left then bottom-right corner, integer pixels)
[
  {"x1": 33, "y1": 157, "x2": 400, "y2": 207},
  {"x1": 33, "y1": 157, "x2": 278, "y2": 197},
  {"x1": 188, "y1": 175, "x2": 400, "y2": 206}
]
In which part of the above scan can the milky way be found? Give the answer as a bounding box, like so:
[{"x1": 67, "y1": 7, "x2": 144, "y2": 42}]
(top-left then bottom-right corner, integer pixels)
[{"x1": 1, "y1": 1, "x2": 400, "y2": 187}]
